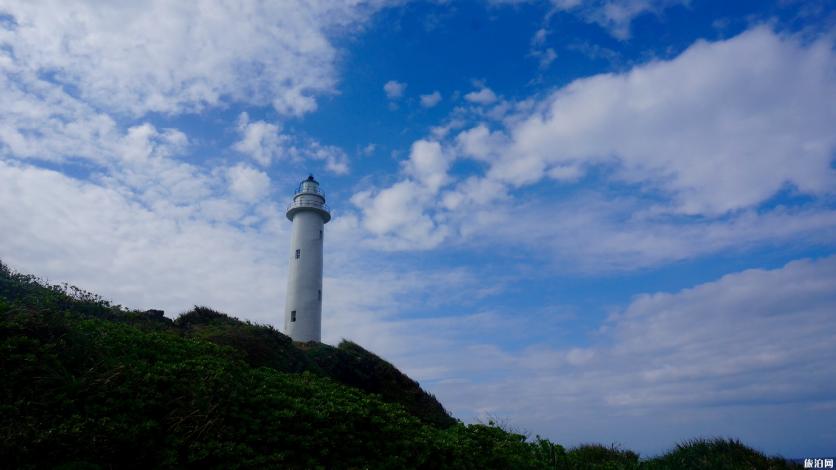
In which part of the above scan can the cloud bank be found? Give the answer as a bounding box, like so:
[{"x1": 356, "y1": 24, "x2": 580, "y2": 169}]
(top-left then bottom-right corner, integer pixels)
[
  {"x1": 0, "y1": 1, "x2": 386, "y2": 117},
  {"x1": 353, "y1": 27, "x2": 836, "y2": 270},
  {"x1": 396, "y1": 256, "x2": 836, "y2": 456}
]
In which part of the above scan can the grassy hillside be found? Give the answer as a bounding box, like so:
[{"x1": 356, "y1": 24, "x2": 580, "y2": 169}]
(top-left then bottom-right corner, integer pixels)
[
  {"x1": 0, "y1": 261, "x2": 802, "y2": 469},
  {"x1": 173, "y1": 306, "x2": 456, "y2": 428},
  {"x1": 303, "y1": 340, "x2": 456, "y2": 428}
]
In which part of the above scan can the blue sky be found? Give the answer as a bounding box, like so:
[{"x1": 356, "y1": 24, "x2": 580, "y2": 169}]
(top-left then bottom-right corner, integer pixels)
[{"x1": 1, "y1": 0, "x2": 835, "y2": 458}]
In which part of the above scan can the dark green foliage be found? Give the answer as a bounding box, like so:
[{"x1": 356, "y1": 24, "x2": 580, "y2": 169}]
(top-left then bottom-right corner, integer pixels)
[
  {"x1": 0, "y1": 260, "x2": 804, "y2": 469},
  {"x1": 0, "y1": 261, "x2": 558, "y2": 468},
  {"x1": 305, "y1": 339, "x2": 457, "y2": 428},
  {"x1": 173, "y1": 306, "x2": 454, "y2": 426},
  {"x1": 1, "y1": 304, "x2": 436, "y2": 468},
  {"x1": 436, "y1": 423, "x2": 554, "y2": 469},
  {"x1": 530, "y1": 435, "x2": 568, "y2": 467},
  {"x1": 565, "y1": 444, "x2": 640, "y2": 469},
  {"x1": 175, "y1": 306, "x2": 320, "y2": 374},
  {"x1": 0, "y1": 260, "x2": 171, "y2": 330},
  {"x1": 645, "y1": 438, "x2": 801, "y2": 470},
  {"x1": 174, "y1": 306, "x2": 244, "y2": 328}
]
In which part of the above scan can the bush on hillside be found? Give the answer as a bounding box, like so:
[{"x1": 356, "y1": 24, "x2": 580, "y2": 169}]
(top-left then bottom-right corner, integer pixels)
[
  {"x1": 175, "y1": 306, "x2": 319, "y2": 374},
  {"x1": 565, "y1": 443, "x2": 640, "y2": 469},
  {"x1": 645, "y1": 438, "x2": 800, "y2": 470},
  {"x1": 305, "y1": 340, "x2": 456, "y2": 428}
]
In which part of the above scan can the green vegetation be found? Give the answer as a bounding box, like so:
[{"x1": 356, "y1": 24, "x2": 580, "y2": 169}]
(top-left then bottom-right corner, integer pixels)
[
  {"x1": 644, "y1": 438, "x2": 803, "y2": 470},
  {"x1": 174, "y1": 306, "x2": 455, "y2": 428},
  {"x1": 304, "y1": 339, "x2": 455, "y2": 428},
  {"x1": 566, "y1": 444, "x2": 640, "y2": 468},
  {"x1": 0, "y1": 261, "x2": 801, "y2": 468}
]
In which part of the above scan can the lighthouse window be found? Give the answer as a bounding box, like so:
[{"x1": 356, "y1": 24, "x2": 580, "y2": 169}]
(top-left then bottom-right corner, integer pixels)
[
  {"x1": 295, "y1": 249, "x2": 300, "y2": 259},
  {"x1": 319, "y1": 230, "x2": 323, "y2": 239},
  {"x1": 291, "y1": 310, "x2": 296, "y2": 322},
  {"x1": 318, "y1": 289, "x2": 322, "y2": 301}
]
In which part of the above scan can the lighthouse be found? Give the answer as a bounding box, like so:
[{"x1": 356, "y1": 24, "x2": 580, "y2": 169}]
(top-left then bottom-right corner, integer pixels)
[{"x1": 284, "y1": 175, "x2": 331, "y2": 342}]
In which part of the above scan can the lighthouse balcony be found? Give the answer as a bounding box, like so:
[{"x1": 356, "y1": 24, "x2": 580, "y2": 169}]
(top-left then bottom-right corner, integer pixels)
[
  {"x1": 287, "y1": 199, "x2": 329, "y2": 212},
  {"x1": 286, "y1": 199, "x2": 331, "y2": 222}
]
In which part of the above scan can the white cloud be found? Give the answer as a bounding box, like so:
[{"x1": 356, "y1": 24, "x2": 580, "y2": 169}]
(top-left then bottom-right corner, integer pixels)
[
  {"x1": 95, "y1": 124, "x2": 215, "y2": 208},
  {"x1": 440, "y1": 176, "x2": 508, "y2": 210},
  {"x1": 590, "y1": 0, "x2": 679, "y2": 39},
  {"x1": 233, "y1": 113, "x2": 286, "y2": 167},
  {"x1": 0, "y1": 1, "x2": 386, "y2": 117},
  {"x1": 349, "y1": 28, "x2": 836, "y2": 268},
  {"x1": 0, "y1": 157, "x2": 389, "y2": 330},
  {"x1": 227, "y1": 164, "x2": 271, "y2": 202},
  {"x1": 529, "y1": 26, "x2": 557, "y2": 71},
  {"x1": 0, "y1": 160, "x2": 287, "y2": 318},
  {"x1": 531, "y1": 27, "x2": 549, "y2": 46},
  {"x1": 602, "y1": 255, "x2": 836, "y2": 415},
  {"x1": 546, "y1": 164, "x2": 582, "y2": 181},
  {"x1": 455, "y1": 124, "x2": 509, "y2": 161},
  {"x1": 361, "y1": 143, "x2": 377, "y2": 156},
  {"x1": 464, "y1": 87, "x2": 498, "y2": 105},
  {"x1": 396, "y1": 255, "x2": 836, "y2": 456},
  {"x1": 231, "y1": 113, "x2": 349, "y2": 174},
  {"x1": 0, "y1": 155, "x2": 454, "y2": 338},
  {"x1": 402, "y1": 140, "x2": 449, "y2": 192},
  {"x1": 460, "y1": 194, "x2": 836, "y2": 272},
  {"x1": 120, "y1": 123, "x2": 188, "y2": 163},
  {"x1": 0, "y1": 58, "x2": 121, "y2": 164},
  {"x1": 482, "y1": 27, "x2": 836, "y2": 214},
  {"x1": 552, "y1": 0, "x2": 688, "y2": 40},
  {"x1": 0, "y1": 4, "x2": 356, "y2": 181},
  {"x1": 537, "y1": 47, "x2": 557, "y2": 68},
  {"x1": 383, "y1": 80, "x2": 407, "y2": 99},
  {"x1": 299, "y1": 140, "x2": 351, "y2": 175},
  {"x1": 321, "y1": 265, "x2": 494, "y2": 354},
  {"x1": 493, "y1": 0, "x2": 687, "y2": 39},
  {"x1": 351, "y1": 180, "x2": 448, "y2": 250},
  {"x1": 420, "y1": 91, "x2": 443, "y2": 108},
  {"x1": 351, "y1": 140, "x2": 450, "y2": 249}
]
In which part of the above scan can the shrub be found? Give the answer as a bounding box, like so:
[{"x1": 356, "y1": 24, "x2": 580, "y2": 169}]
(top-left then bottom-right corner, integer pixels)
[{"x1": 645, "y1": 438, "x2": 801, "y2": 470}]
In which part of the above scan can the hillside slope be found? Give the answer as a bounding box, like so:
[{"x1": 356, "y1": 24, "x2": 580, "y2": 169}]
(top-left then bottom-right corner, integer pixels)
[
  {"x1": 0, "y1": 261, "x2": 555, "y2": 468},
  {"x1": 172, "y1": 306, "x2": 456, "y2": 428},
  {"x1": 0, "y1": 261, "x2": 802, "y2": 469}
]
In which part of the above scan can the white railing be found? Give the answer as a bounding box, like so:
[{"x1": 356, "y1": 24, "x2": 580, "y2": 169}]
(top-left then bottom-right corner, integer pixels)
[{"x1": 287, "y1": 199, "x2": 330, "y2": 213}]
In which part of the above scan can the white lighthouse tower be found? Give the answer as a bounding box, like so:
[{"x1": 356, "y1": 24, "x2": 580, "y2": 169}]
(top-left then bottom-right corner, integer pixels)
[{"x1": 284, "y1": 175, "x2": 331, "y2": 342}]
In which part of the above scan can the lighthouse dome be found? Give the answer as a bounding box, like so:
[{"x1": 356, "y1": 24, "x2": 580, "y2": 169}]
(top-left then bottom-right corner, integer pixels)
[
  {"x1": 297, "y1": 174, "x2": 321, "y2": 195},
  {"x1": 287, "y1": 174, "x2": 331, "y2": 223}
]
